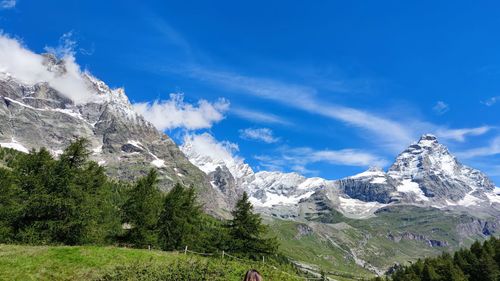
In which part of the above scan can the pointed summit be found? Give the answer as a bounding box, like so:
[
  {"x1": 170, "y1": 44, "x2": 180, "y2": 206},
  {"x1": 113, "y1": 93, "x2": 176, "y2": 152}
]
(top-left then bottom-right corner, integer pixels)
[
  {"x1": 387, "y1": 133, "x2": 495, "y2": 200},
  {"x1": 420, "y1": 133, "x2": 437, "y2": 139},
  {"x1": 417, "y1": 134, "x2": 439, "y2": 147}
]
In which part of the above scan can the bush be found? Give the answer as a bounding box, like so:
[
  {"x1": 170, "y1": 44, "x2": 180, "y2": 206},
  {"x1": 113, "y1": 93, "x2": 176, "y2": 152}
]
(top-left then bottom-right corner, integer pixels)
[{"x1": 97, "y1": 255, "x2": 304, "y2": 281}]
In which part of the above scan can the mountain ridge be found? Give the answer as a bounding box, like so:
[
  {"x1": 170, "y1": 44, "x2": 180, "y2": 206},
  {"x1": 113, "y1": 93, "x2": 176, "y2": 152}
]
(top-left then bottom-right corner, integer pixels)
[
  {"x1": 182, "y1": 132, "x2": 500, "y2": 219},
  {"x1": 0, "y1": 55, "x2": 232, "y2": 217}
]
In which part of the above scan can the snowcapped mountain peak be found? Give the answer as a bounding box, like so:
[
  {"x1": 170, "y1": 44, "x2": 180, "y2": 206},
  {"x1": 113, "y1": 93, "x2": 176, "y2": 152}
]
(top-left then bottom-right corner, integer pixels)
[
  {"x1": 180, "y1": 130, "x2": 498, "y2": 215},
  {"x1": 388, "y1": 134, "x2": 457, "y2": 178},
  {"x1": 82, "y1": 73, "x2": 139, "y2": 118},
  {"x1": 417, "y1": 134, "x2": 439, "y2": 147},
  {"x1": 180, "y1": 133, "x2": 329, "y2": 208},
  {"x1": 351, "y1": 166, "x2": 385, "y2": 178}
]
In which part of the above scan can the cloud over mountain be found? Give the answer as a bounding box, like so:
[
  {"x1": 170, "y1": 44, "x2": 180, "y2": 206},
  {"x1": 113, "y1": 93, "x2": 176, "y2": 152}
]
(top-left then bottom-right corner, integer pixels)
[
  {"x1": 133, "y1": 93, "x2": 229, "y2": 131},
  {"x1": 0, "y1": 33, "x2": 96, "y2": 104}
]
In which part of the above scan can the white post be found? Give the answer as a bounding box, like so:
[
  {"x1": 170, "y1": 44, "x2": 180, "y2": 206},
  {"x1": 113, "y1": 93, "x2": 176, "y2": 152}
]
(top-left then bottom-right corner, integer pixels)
[
  {"x1": 222, "y1": 250, "x2": 224, "y2": 259},
  {"x1": 148, "y1": 245, "x2": 151, "y2": 251},
  {"x1": 184, "y1": 246, "x2": 188, "y2": 255},
  {"x1": 262, "y1": 256, "x2": 265, "y2": 264}
]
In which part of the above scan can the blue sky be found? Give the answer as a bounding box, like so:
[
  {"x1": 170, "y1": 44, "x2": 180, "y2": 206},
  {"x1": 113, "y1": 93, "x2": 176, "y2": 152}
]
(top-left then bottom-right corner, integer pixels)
[{"x1": 2, "y1": 0, "x2": 500, "y2": 183}]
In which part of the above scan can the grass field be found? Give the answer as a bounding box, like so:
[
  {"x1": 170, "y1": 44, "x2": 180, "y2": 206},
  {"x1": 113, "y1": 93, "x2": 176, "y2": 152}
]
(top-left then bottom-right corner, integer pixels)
[{"x1": 0, "y1": 244, "x2": 310, "y2": 281}]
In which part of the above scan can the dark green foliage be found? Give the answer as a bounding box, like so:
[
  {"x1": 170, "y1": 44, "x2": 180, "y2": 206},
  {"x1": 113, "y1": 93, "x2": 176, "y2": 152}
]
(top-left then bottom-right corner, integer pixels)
[
  {"x1": 381, "y1": 236, "x2": 500, "y2": 281},
  {"x1": 0, "y1": 139, "x2": 124, "y2": 245},
  {"x1": 227, "y1": 192, "x2": 278, "y2": 259},
  {"x1": 97, "y1": 256, "x2": 304, "y2": 281},
  {"x1": 121, "y1": 169, "x2": 163, "y2": 248},
  {"x1": 0, "y1": 167, "x2": 25, "y2": 242},
  {"x1": 157, "y1": 183, "x2": 203, "y2": 251},
  {"x1": 0, "y1": 142, "x2": 282, "y2": 262}
]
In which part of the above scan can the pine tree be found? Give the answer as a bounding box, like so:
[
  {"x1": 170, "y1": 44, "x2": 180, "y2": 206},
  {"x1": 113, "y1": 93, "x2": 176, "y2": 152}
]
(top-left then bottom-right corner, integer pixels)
[
  {"x1": 227, "y1": 192, "x2": 277, "y2": 258},
  {"x1": 157, "y1": 183, "x2": 202, "y2": 251},
  {"x1": 59, "y1": 138, "x2": 91, "y2": 169},
  {"x1": 381, "y1": 236, "x2": 500, "y2": 281},
  {"x1": 0, "y1": 168, "x2": 24, "y2": 242},
  {"x1": 122, "y1": 169, "x2": 163, "y2": 248},
  {"x1": 421, "y1": 263, "x2": 439, "y2": 281}
]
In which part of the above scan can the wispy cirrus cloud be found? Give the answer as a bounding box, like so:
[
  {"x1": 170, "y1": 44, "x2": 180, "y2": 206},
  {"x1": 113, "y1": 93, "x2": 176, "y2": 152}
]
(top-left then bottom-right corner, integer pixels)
[
  {"x1": 184, "y1": 66, "x2": 496, "y2": 150},
  {"x1": 185, "y1": 66, "x2": 415, "y2": 151},
  {"x1": 133, "y1": 93, "x2": 229, "y2": 131},
  {"x1": 433, "y1": 101, "x2": 450, "y2": 115},
  {"x1": 0, "y1": 0, "x2": 16, "y2": 9},
  {"x1": 456, "y1": 136, "x2": 500, "y2": 159},
  {"x1": 435, "y1": 126, "x2": 493, "y2": 142},
  {"x1": 145, "y1": 17, "x2": 494, "y2": 153},
  {"x1": 239, "y1": 128, "x2": 279, "y2": 143},
  {"x1": 255, "y1": 145, "x2": 388, "y2": 175},
  {"x1": 232, "y1": 107, "x2": 290, "y2": 125},
  {"x1": 481, "y1": 96, "x2": 500, "y2": 106}
]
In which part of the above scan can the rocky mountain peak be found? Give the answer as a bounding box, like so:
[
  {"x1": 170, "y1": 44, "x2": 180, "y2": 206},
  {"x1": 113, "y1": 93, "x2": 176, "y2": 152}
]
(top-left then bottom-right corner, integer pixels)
[
  {"x1": 419, "y1": 133, "x2": 438, "y2": 142},
  {"x1": 0, "y1": 67, "x2": 233, "y2": 217},
  {"x1": 388, "y1": 134, "x2": 457, "y2": 178}
]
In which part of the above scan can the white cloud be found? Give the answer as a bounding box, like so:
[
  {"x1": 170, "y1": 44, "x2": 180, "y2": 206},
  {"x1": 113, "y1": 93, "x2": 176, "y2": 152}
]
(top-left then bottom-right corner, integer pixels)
[
  {"x1": 232, "y1": 107, "x2": 290, "y2": 125},
  {"x1": 255, "y1": 146, "x2": 388, "y2": 175},
  {"x1": 133, "y1": 93, "x2": 229, "y2": 131},
  {"x1": 435, "y1": 126, "x2": 492, "y2": 142},
  {"x1": 186, "y1": 66, "x2": 415, "y2": 151},
  {"x1": 239, "y1": 128, "x2": 279, "y2": 143},
  {"x1": 0, "y1": 33, "x2": 97, "y2": 104},
  {"x1": 456, "y1": 136, "x2": 500, "y2": 159},
  {"x1": 481, "y1": 96, "x2": 500, "y2": 106},
  {"x1": 0, "y1": 0, "x2": 15, "y2": 9},
  {"x1": 300, "y1": 147, "x2": 388, "y2": 167},
  {"x1": 433, "y1": 101, "x2": 449, "y2": 115},
  {"x1": 181, "y1": 132, "x2": 246, "y2": 176},
  {"x1": 184, "y1": 132, "x2": 240, "y2": 161},
  {"x1": 178, "y1": 65, "x2": 497, "y2": 153}
]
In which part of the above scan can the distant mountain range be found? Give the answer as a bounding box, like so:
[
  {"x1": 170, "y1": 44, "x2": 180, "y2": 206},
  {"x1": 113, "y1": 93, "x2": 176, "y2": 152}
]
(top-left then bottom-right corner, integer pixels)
[
  {"x1": 1, "y1": 54, "x2": 499, "y2": 275},
  {"x1": 183, "y1": 131, "x2": 500, "y2": 219}
]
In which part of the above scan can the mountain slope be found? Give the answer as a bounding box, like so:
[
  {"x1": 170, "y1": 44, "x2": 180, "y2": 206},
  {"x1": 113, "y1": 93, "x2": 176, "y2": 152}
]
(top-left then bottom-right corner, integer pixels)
[
  {"x1": 337, "y1": 134, "x2": 499, "y2": 212},
  {"x1": 182, "y1": 132, "x2": 500, "y2": 274},
  {"x1": 0, "y1": 55, "x2": 231, "y2": 217},
  {"x1": 183, "y1": 132, "x2": 500, "y2": 218},
  {"x1": 181, "y1": 133, "x2": 327, "y2": 212}
]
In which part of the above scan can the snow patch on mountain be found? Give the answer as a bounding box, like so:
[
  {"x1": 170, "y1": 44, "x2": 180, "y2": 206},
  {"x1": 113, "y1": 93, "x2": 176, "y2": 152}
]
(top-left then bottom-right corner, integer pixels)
[
  {"x1": 250, "y1": 190, "x2": 316, "y2": 208},
  {"x1": 396, "y1": 179, "x2": 428, "y2": 201},
  {"x1": 351, "y1": 167, "x2": 385, "y2": 179},
  {"x1": 181, "y1": 134, "x2": 326, "y2": 207},
  {"x1": 182, "y1": 132, "x2": 499, "y2": 216},
  {"x1": 0, "y1": 138, "x2": 29, "y2": 153},
  {"x1": 338, "y1": 196, "x2": 387, "y2": 218}
]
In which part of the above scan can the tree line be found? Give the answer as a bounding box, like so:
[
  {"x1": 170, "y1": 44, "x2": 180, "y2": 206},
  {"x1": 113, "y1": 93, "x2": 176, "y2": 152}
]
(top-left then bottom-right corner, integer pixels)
[
  {"x1": 0, "y1": 139, "x2": 277, "y2": 259},
  {"x1": 376, "y1": 236, "x2": 500, "y2": 281}
]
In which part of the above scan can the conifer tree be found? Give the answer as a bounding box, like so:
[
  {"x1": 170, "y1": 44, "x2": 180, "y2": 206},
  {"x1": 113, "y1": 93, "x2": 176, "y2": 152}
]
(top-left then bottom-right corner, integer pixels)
[
  {"x1": 227, "y1": 192, "x2": 277, "y2": 258},
  {"x1": 157, "y1": 183, "x2": 202, "y2": 251},
  {"x1": 122, "y1": 169, "x2": 163, "y2": 248},
  {"x1": 0, "y1": 168, "x2": 24, "y2": 242}
]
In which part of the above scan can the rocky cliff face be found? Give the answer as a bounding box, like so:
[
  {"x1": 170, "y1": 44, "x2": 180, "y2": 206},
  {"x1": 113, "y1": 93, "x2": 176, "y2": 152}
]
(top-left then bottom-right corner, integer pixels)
[
  {"x1": 336, "y1": 134, "x2": 499, "y2": 212},
  {"x1": 0, "y1": 55, "x2": 231, "y2": 217}
]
